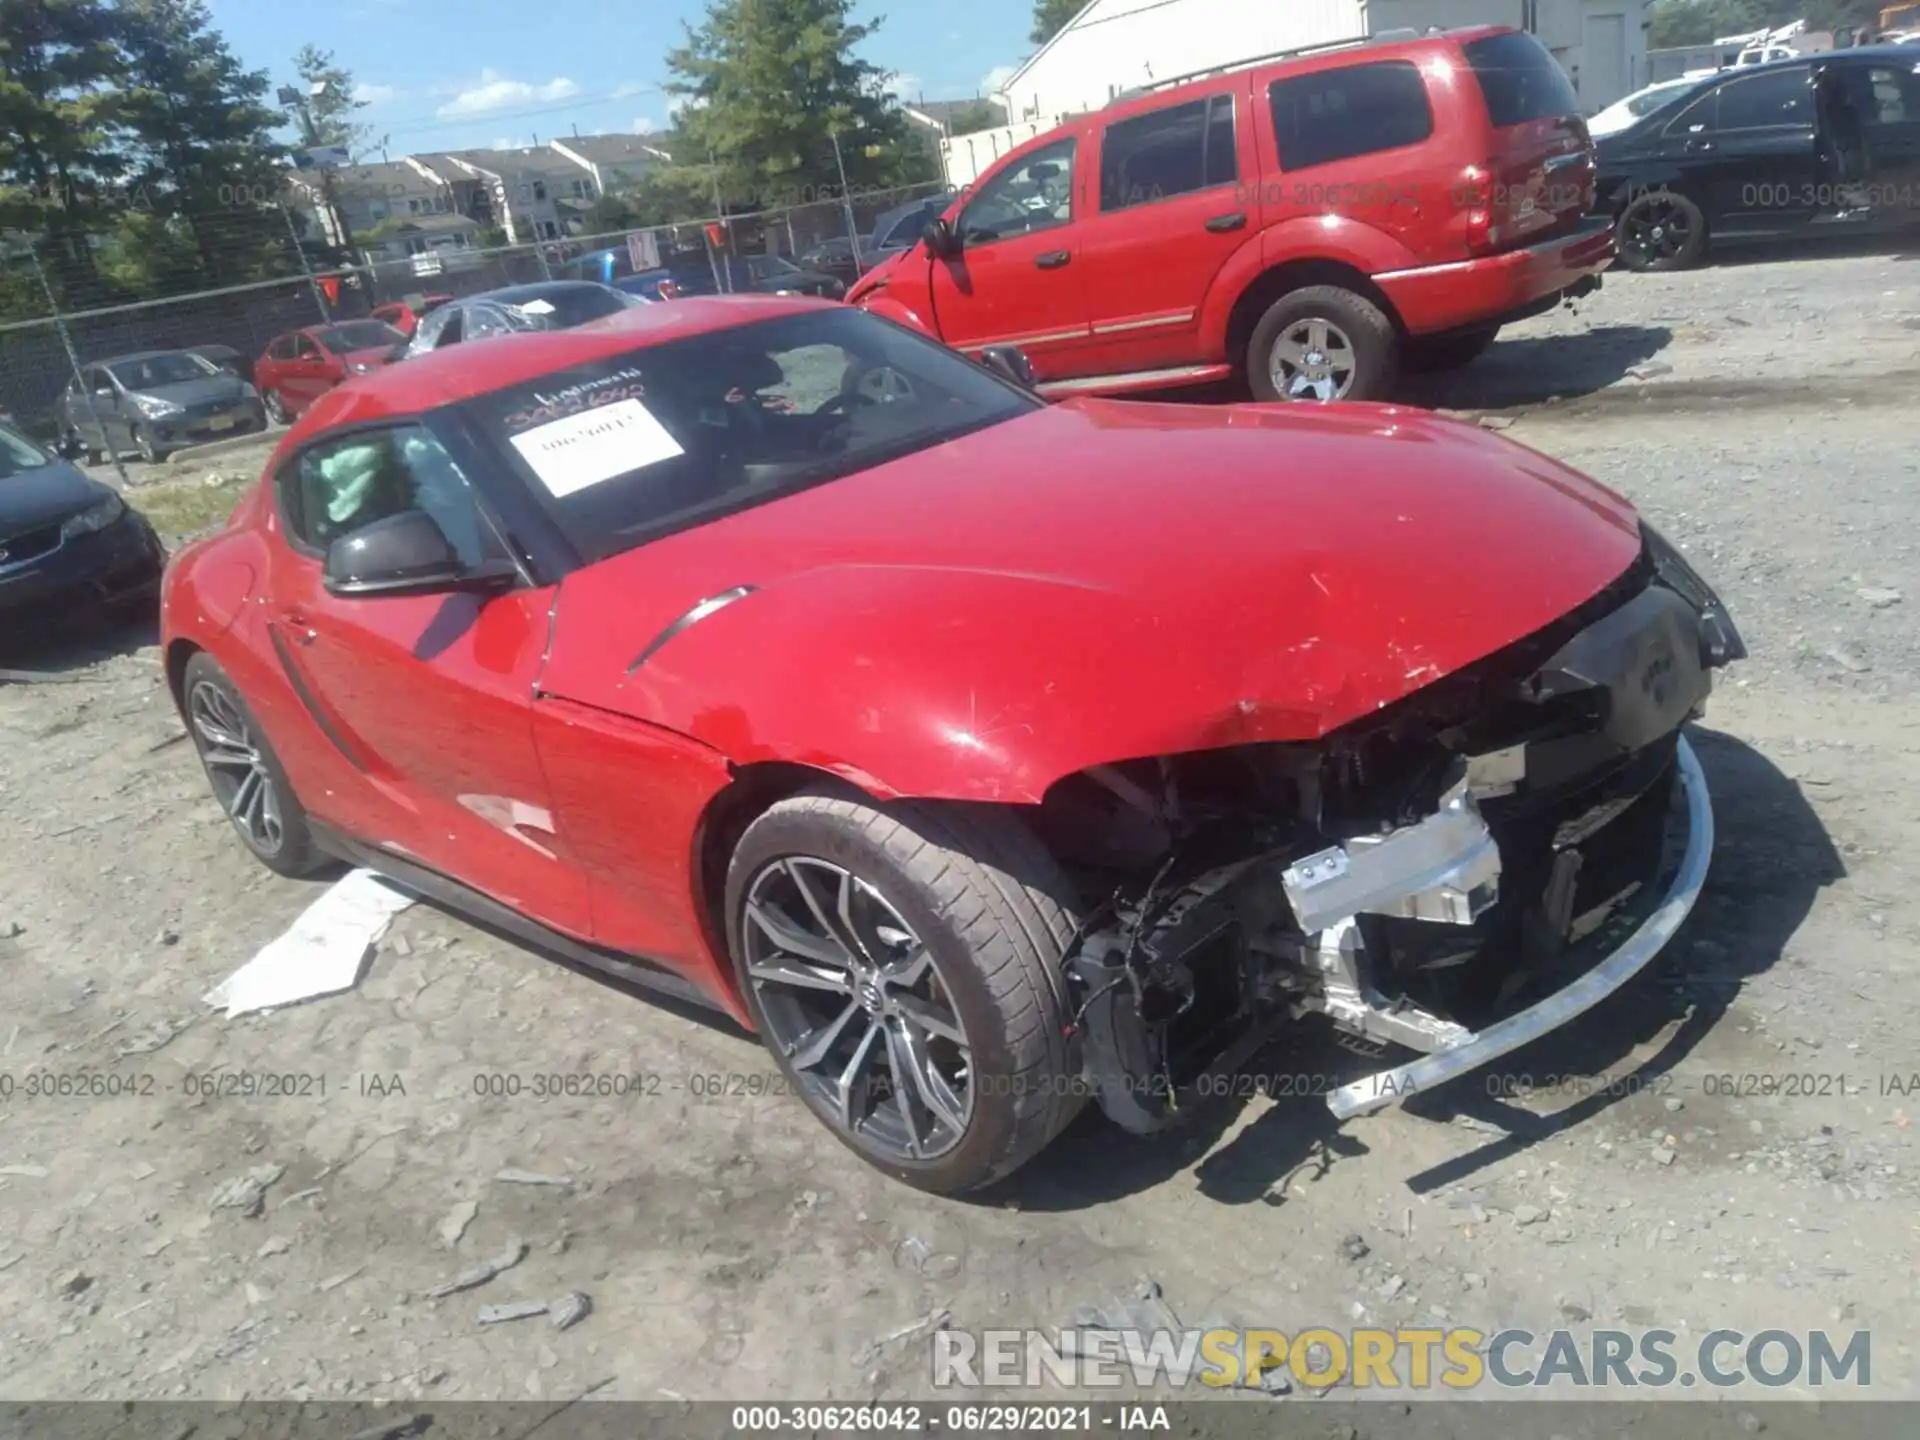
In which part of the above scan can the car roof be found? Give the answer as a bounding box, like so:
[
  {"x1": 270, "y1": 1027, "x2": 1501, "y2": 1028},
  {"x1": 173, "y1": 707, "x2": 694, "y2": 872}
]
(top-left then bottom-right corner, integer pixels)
[{"x1": 280, "y1": 294, "x2": 832, "y2": 440}]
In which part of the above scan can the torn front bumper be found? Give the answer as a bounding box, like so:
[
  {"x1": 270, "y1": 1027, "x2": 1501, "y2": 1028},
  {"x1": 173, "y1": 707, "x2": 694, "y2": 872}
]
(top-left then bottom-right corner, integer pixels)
[{"x1": 1322, "y1": 733, "x2": 1712, "y2": 1121}]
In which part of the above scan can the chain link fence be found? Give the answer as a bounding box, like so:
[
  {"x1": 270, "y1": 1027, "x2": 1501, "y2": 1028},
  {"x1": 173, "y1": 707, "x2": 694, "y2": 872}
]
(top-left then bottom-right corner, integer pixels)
[{"x1": 0, "y1": 179, "x2": 948, "y2": 442}]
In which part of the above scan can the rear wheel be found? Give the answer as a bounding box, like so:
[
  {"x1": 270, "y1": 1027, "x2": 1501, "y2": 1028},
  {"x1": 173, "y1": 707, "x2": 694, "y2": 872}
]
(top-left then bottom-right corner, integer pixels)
[
  {"x1": 1247, "y1": 285, "x2": 1400, "y2": 403},
  {"x1": 726, "y1": 789, "x2": 1083, "y2": 1194},
  {"x1": 1408, "y1": 324, "x2": 1500, "y2": 373},
  {"x1": 1616, "y1": 188, "x2": 1708, "y2": 272},
  {"x1": 181, "y1": 652, "x2": 329, "y2": 878}
]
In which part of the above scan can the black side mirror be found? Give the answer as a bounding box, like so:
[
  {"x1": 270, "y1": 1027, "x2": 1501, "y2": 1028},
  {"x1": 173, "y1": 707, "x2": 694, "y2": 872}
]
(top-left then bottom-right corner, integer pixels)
[
  {"x1": 323, "y1": 509, "x2": 516, "y2": 599},
  {"x1": 978, "y1": 345, "x2": 1036, "y2": 391},
  {"x1": 923, "y1": 216, "x2": 959, "y2": 258}
]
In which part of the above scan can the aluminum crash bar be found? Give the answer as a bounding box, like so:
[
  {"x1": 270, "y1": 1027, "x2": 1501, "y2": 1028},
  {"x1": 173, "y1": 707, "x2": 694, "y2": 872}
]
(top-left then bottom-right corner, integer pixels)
[{"x1": 1325, "y1": 734, "x2": 1715, "y2": 1122}]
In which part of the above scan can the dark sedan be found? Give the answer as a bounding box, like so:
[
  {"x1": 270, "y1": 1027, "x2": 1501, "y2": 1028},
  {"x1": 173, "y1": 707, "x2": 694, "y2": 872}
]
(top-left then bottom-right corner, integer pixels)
[
  {"x1": 57, "y1": 349, "x2": 266, "y2": 464},
  {"x1": 1593, "y1": 47, "x2": 1920, "y2": 271},
  {"x1": 400, "y1": 280, "x2": 648, "y2": 360},
  {"x1": 0, "y1": 424, "x2": 164, "y2": 630}
]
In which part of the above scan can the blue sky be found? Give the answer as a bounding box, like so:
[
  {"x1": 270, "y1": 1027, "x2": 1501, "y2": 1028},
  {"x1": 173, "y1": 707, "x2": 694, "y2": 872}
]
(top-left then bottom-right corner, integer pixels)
[{"x1": 205, "y1": 0, "x2": 1037, "y2": 157}]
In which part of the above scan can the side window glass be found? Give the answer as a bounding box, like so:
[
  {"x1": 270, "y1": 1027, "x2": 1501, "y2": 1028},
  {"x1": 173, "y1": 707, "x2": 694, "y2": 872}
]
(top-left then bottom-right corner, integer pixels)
[
  {"x1": 283, "y1": 426, "x2": 495, "y2": 567},
  {"x1": 466, "y1": 306, "x2": 509, "y2": 340},
  {"x1": 1716, "y1": 68, "x2": 1811, "y2": 130},
  {"x1": 957, "y1": 139, "x2": 1077, "y2": 245},
  {"x1": 1269, "y1": 61, "x2": 1434, "y2": 171},
  {"x1": 1099, "y1": 94, "x2": 1236, "y2": 212},
  {"x1": 1665, "y1": 88, "x2": 1717, "y2": 136}
]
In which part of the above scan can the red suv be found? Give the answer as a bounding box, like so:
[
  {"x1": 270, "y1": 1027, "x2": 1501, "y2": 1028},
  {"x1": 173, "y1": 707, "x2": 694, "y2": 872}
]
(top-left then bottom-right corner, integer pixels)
[{"x1": 848, "y1": 27, "x2": 1613, "y2": 403}]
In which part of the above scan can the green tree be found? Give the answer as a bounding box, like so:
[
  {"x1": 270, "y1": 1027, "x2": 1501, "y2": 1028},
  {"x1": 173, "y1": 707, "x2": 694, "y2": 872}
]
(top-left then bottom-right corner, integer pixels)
[
  {"x1": 291, "y1": 43, "x2": 382, "y2": 157},
  {"x1": 1029, "y1": 0, "x2": 1080, "y2": 47},
  {"x1": 664, "y1": 0, "x2": 918, "y2": 214},
  {"x1": 0, "y1": 0, "x2": 125, "y2": 297},
  {"x1": 115, "y1": 0, "x2": 292, "y2": 290},
  {"x1": 945, "y1": 99, "x2": 1000, "y2": 134}
]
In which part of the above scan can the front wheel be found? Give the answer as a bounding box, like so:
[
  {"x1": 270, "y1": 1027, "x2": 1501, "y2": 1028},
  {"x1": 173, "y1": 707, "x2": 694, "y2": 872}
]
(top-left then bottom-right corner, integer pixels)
[
  {"x1": 1615, "y1": 188, "x2": 1708, "y2": 272},
  {"x1": 1246, "y1": 285, "x2": 1400, "y2": 403},
  {"x1": 726, "y1": 789, "x2": 1083, "y2": 1194},
  {"x1": 263, "y1": 389, "x2": 290, "y2": 425},
  {"x1": 135, "y1": 425, "x2": 167, "y2": 464}
]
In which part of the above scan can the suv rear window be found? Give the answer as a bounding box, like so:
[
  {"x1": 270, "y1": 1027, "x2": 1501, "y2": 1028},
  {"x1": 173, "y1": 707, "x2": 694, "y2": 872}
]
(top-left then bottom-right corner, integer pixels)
[
  {"x1": 1464, "y1": 31, "x2": 1580, "y2": 127},
  {"x1": 1269, "y1": 61, "x2": 1433, "y2": 171},
  {"x1": 1099, "y1": 94, "x2": 1237, "y2": 210}
]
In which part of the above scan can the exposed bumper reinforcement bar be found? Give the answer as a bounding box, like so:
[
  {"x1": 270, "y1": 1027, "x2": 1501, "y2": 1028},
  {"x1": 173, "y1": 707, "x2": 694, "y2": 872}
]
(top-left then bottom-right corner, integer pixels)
[{"x1": 1325, "y1": 733, "x2": 1714, "y2": 1122}]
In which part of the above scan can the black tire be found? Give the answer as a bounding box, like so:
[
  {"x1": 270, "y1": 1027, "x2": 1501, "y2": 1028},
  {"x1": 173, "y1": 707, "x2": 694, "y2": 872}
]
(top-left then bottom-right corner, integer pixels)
[
  {"x1": 1408, "y1": 324, "x2": 1500, "y2": 373},
  {"x1": 725, "y1": 788, "x2": 1083, "y2": 1195},
  {"x1": 1246, "y1": 285, "x2": 1400, "y2": 403},
  {"x1": 1615, "y1": 187, "x2": 1708, "y2": 273},
  {"x1": 181, "y1": 652, "x2": 329, "y2": 878},
  {"x1": 263, "y1": 389, "x2": 290, "y2": 425}
]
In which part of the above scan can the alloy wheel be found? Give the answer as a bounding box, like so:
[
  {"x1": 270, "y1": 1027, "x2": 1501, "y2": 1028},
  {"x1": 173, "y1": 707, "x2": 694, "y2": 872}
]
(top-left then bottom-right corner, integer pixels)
[
  {"x1": 742, "y1": 856, "x2": 974, "y2": 1162},
  {"x1": 187, "y1": 680, "x2": 284, "y2": 857},
  {"x1": 1269, "y1": 317, "x2": 1357, "y2": 401},
  {"x1": 1621, "y1": 195, "x2": 1694, "y2": 266},
  {"x1": 136, "y1": 428, "x2": 157, "y2": 463}
]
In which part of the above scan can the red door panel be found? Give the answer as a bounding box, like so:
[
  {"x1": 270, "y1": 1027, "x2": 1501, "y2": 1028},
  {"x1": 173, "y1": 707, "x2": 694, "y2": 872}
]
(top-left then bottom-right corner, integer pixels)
[
  {"x1": 1074, "y1": 87, "x2": 1259, "y2": 375},
  {"x1": 266, "y1": 544, "x2": 593, "y2": 938},
  {"x1": 926, "y1": 135, "x2": 1092, "y2": 379}
]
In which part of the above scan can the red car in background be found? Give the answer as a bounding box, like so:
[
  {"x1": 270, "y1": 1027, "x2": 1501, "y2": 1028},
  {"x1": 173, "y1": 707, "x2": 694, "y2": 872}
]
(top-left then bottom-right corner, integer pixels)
[
  {"x1": 371, "y1": 294, "x2": 455, "y2": 338},
  {"x1": 254, "y1": 319, "x2": 409, "y2": 424},
  {"x1": 849, "y1": 26, "x2": 1612, "y2": 404},
  {"x1": 161, "y1": 297, "x2": 1741, "y2": 1194}
]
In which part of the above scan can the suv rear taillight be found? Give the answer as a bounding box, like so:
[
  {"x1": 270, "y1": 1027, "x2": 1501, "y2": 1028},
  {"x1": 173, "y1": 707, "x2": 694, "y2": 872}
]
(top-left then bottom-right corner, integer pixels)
[{"x1": 1457, "y1": 164, "x2": 1502, "y2": 256}]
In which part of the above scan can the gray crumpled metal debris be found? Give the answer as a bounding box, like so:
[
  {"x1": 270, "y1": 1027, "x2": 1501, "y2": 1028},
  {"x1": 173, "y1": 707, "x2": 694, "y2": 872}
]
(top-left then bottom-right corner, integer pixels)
[{"x1": 429, "y1": 1238, "x2": 527, "y2": 1298}]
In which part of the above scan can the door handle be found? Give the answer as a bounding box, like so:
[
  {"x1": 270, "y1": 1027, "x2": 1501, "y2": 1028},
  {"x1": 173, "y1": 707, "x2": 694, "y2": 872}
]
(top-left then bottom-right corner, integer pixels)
[
  {"x1": 1204, "y1": 212, "x2": 1248, "y2": 232},
  {"x1": 1685, "y1": 138, "x2": 1715, "y2": 154},
  {"x1": 1035, "y1": 250, "x2": 1071, "y2": 269}
]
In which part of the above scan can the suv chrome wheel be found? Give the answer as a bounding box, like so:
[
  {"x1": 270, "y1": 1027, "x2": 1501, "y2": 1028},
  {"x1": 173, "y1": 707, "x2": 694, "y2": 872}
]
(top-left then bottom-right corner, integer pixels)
[
  {"x1": 1270, "y1": 317, "x2": 1358, "y2": 401},
  {"x1": 188, "y1": 679, "x2": 284, "y2": 858},
  {"x1": 742, "y1": 856, "x2": 974, "y2": 1162}
]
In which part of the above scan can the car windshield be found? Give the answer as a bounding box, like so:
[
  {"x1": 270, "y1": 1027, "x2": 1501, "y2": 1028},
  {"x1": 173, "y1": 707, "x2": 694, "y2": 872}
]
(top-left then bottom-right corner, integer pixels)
[
  {"x1": 109, "y1": 352, "x2": 217, "y2": 388},
  {"x1": 1589, "y1": 79, "x2": 1707, "y2": 134},
  {"x1": 316, "y1": 321, "x2": 406, "y2": 354},
  {"x1": 0, "y1": 426, "x2": 52, "y2": 479},
  {"x1": 498, "y1": 285, "x2": 634, "y2": 329},
  {"x1": 463, "y1": 305, "x2": 1039, "y2": 565}
]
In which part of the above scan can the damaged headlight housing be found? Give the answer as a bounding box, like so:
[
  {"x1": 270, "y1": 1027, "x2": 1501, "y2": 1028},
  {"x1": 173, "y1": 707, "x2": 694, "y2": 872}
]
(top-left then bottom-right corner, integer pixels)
[
  {"x1": 1643, "y1": 521, "x2": 1746, "y2": 668},
  {"x1": 61, "y1": 492, "x2": 125, "y2": 539}
]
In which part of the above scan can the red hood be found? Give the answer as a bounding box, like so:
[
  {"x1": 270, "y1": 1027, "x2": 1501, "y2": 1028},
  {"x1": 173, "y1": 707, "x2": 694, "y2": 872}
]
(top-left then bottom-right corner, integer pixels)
[
  {"x1": 538, "y1": 399, "x2": 1643, "y2": 802},
  {"x1": 846, "y1": 250, "x2": 908, "y2": 305}
]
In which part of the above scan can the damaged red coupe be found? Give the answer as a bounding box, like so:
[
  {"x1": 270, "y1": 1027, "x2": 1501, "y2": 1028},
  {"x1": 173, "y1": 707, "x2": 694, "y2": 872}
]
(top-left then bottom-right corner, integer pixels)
[{"x1": 161, "y1": 297, "x2": 1744, "y2": 1194}]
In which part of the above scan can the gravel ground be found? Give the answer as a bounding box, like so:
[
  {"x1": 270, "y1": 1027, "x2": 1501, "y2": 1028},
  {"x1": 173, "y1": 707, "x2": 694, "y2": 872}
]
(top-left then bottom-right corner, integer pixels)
[{"x1": 4, "y1": 242, "x2": 1919, "y2": 1407}]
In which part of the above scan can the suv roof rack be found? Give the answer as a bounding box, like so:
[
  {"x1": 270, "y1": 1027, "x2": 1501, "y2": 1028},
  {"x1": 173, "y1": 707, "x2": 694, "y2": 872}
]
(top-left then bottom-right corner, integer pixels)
[{"x1": 1108, "y1": 26, "x2": 1443, "y2": 103}]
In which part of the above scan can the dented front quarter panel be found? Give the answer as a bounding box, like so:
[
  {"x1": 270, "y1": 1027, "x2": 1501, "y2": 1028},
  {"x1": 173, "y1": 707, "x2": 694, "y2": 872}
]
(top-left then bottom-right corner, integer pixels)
[{"x1": 536, "y1": 398, "x2": 1645, "y2": 803}]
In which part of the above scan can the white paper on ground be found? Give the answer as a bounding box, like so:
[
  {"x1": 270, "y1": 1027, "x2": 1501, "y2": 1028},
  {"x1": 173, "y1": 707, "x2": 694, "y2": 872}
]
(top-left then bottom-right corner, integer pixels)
[
  {"x1": 204, "y1": 868, "x2": 416, "y2": 1018},
  {"x1": 508, "y1": 397, "x2": 683, "y2": 498}
]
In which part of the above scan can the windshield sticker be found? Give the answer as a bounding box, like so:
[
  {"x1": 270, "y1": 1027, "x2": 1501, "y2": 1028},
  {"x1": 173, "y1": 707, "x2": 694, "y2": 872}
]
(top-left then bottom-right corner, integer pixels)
[
  {"x1": 502, "y1": 365, "x2": 648, "y2": 432},
  {"x1": 509, "y1": 397, "x2": 682, "y2": 497}
]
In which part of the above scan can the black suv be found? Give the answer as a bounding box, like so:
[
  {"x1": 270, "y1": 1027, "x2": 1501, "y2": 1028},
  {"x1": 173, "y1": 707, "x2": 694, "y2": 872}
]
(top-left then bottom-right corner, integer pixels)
[{"x1": 1593, "y1": 46, "x2": 1920, "y2": 270}]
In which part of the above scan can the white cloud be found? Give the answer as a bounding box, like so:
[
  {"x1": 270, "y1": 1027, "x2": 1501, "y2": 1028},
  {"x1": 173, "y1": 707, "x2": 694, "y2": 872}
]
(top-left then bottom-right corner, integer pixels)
[
  {"x1": 631, "y1": 116, "x2": 657, "y2": 134},
  {"x1": 884, "y1": 71, "x2": 922, "y2": 100},
  {"x1": 438, "y1": 70, "x2": 582, "y2": 118},
  {"x1": 666, "y1": 94, "x2": 705, "y2": 119},
  {"x1": 353, "y1": 82, "x2": 400, "y2": 107},
  {"x1": 980, "y1": 64, "x2": 1018, "y2": 96},
  {"x1": 490, "y1": 136, "x2": 536, "y2": 151}
]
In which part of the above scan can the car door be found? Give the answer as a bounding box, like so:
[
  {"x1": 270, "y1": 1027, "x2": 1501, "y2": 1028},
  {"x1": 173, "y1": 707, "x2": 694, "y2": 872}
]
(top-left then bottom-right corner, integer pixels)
[
  {"x1": 926, "y1": 136, "x2": 1093, "y2": 378},
  {"x1": 262, "y1": 421, "x2": 591, "y2": 935},
  {"x1": 70, "y1": 370, "x2": 114, "y2": 449},
  {"x1": 1070, "y1": 90, "x2": 1250, "y2": 375},
  {"x1": 282, "y1": 335, "x2": 327, "y2": 410},
  {"x1": 1684, "y1": 65, "x2": 1819, "y2": 232}
]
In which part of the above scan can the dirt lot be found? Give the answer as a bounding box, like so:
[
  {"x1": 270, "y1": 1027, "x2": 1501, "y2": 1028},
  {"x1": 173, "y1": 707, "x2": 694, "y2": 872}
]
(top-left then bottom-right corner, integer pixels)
[{"x1": 4, "y1": 240, "x2": 1919, "y2": 1407}]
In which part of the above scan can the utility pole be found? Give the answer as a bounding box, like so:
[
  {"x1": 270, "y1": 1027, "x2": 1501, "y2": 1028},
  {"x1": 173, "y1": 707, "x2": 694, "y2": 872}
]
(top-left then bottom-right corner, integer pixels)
[
  {"x1": 279, "y1": 81, "x2": 357, "y2": 265},
  {"x1": 706, "y1": 149, "x2": 728, "y2": 292},
  {"x1": 829, "y1": 127, "x2": 862, "y2": 256}
]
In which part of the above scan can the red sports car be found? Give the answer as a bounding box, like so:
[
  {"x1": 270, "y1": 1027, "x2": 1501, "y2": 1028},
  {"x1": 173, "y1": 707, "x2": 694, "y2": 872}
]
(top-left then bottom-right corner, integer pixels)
[{"x1": 161, "y1": 297, "x2": 1744, "y2": 1193}]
